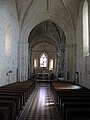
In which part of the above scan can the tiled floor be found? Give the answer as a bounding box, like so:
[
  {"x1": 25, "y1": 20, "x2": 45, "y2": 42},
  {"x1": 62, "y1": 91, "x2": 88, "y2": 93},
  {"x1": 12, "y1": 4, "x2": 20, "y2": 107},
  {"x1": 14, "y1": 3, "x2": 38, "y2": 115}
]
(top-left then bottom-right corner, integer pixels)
[{"x1": 18, "y1": 82, "x2": 60, "y2": 120}]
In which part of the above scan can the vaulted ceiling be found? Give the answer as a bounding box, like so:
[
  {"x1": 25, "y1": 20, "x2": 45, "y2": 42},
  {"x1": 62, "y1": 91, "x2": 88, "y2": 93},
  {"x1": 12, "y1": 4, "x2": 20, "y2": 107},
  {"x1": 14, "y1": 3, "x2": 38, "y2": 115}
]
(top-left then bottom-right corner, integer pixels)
[
  {"x1": 15, "y1": 0, "x2": 82, "y2": 49},
  {"x1": 14, "y1": 0, "x2": 82, "y2": 79},
  {"x1": 15, "y1": 0, "x2": 81, "y2": 30},
  {"x1": 29, "y1": 20, "x2": 66, "y2": 50}
]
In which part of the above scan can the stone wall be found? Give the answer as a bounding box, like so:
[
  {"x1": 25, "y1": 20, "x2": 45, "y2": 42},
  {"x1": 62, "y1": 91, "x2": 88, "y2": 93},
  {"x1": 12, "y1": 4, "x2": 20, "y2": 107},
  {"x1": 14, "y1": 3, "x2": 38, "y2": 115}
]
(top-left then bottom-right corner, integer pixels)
[
  {"x1": 76, "y1": 0, "x2": 90, "y2": 88},
  {"x1": 0, "y1": 0, "x2": 19, "y2": 86}
]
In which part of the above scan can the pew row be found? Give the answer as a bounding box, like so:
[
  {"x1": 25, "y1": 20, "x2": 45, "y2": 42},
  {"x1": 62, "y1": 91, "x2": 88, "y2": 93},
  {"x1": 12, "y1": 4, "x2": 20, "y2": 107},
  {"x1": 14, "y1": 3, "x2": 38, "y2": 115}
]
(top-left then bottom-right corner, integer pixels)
[
  {"x1": 0, "y1": 80, "x2": 35, "y2": 120},
  {"x1": 62, "y1": 102, "x2": 90, "y2": 120},
  {"x1": 51, "y1": 81, "x2": 90, "y2": 120},
  {"x1": 66, "y1": 108, "x2": 90, "y2": 120},
  {"x1": 0, "y1": 106, "x2": 11, "y2": 120},
  {"x1": 51, "y1": 81, "x2": 88, "y2": 107},
  {"x1": 0, "y1": 100, "x2": 16, "y2": 120}
]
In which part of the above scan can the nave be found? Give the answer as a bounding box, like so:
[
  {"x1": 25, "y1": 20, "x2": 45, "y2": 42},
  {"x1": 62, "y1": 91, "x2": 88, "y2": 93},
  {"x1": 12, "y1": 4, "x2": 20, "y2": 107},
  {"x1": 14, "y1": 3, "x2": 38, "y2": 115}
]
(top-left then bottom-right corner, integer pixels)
[
  {"x1": 18, "y1": 82, "x2": 60, "y2": 120},
  {"x1": 19, "y1": 82, "x2": 59, "y2": 120},
  {"x1": 0, "y1": 80, "x2": 90, "y2": 120}
]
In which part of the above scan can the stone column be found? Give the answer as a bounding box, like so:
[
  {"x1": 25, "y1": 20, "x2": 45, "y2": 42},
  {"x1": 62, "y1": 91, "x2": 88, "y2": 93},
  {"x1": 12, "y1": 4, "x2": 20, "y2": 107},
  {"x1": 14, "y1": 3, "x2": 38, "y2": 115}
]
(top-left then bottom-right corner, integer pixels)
[
  {"x1": 65, "y1": 43, "x2": 76, "y2": 82},
  {"x1": 70, "y1": 43, "x2": 76, "y2": 82},
  {"x1": 57, "y1": 49, "x2": 61, "y2": 73},
  {"x1": 18, "y1": 42, "x2": 29, "y2": 81},
  {"x1": 65, "y1": 44, "x2": 71, "y2": 81},
  {"x1": 56, "y1": 51, "x2": 59, "y2": 78},
  {"x1": 24, "y1": 43, "x2": 29, "y2": 80},
  {"x1": 57, "y1": 49, "x2": 65, "y2": 76},
  {"x1": 28, "y1": 47, "x2": 32, "y2": 79}
]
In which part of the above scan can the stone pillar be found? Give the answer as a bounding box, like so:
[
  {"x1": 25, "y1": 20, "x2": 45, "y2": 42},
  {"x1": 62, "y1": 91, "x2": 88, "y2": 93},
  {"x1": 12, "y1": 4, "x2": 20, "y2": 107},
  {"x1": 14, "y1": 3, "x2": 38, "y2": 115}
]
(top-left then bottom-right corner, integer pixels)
[
  {"x1": 65, "y1": 44, "x2": 71, "y2": 81},
  {"x1": 19, "y1": 42, "x2": 29, "y2": 81},
  {"x1": 57, "y1": 49, "x2": 65, "y2": 76},
  {"x1": 28, "y1": 47, "x2": 30, "y2": 79},
  {"x1": 28, "y1": 47, "x2": 32, "y2": 79},
  {"x1": 71, "y1": 43, "x2": 76, "y2": 81},
  {"x1": 56, "y1": 51, "x2": 60, "y2": 78},
  {"x1": 65, "y1": 43, "x2": 76, "y2": 82},
  {"x1": 57, "y1": 51, "x2": 59, "y2": 73},
  {"x1": 24, "y1": 43, "x2": 29, "y2": 80}
]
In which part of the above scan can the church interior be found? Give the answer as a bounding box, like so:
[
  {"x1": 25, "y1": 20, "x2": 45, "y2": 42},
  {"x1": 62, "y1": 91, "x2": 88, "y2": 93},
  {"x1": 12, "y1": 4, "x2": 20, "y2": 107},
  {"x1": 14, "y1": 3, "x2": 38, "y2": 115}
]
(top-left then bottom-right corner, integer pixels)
[{"x1": 0, "y1": 0, "x2": 90, "y2": 120}]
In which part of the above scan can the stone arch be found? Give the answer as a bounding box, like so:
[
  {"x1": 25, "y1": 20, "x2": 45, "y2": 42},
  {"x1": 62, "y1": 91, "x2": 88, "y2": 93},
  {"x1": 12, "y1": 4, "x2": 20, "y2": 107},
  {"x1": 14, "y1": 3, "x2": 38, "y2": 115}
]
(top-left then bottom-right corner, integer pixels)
[
  {"x1": 20, "y1": 13, "x2": 75, "y2": 44},
  {"x1": 19, "y1": 13, "x2": 76, "y2": 81}
]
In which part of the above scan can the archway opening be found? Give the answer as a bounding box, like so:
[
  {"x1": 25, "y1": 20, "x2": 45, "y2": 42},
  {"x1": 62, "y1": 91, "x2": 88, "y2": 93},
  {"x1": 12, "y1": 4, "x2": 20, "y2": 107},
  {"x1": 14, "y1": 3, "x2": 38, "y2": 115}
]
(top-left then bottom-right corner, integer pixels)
[{"x1": 28, "y1": 20, "x2": 66, "y2": 81}]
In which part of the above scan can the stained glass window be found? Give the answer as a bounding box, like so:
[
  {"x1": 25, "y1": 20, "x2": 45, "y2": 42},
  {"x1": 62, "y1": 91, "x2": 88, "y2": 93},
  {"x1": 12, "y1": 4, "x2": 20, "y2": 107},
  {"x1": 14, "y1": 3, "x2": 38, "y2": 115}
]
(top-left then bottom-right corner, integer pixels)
[{"x1": 40, "y1": 53, "x2": 47, "y2": 67}]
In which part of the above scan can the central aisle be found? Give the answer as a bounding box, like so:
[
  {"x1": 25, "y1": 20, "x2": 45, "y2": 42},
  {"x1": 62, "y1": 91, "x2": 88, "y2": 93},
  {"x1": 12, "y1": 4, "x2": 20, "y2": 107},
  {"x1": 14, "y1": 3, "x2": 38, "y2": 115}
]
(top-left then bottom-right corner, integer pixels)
[{"x1": 18, "y1": 82, "x2": 60, "y2": 120}]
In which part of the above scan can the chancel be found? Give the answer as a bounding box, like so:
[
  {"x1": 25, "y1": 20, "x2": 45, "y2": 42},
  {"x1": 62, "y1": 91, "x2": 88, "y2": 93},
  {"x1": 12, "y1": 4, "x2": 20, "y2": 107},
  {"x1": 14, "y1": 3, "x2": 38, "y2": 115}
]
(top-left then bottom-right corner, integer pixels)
[{"x1": 0, "y1": 0, "x2": 90, "y2": 120}]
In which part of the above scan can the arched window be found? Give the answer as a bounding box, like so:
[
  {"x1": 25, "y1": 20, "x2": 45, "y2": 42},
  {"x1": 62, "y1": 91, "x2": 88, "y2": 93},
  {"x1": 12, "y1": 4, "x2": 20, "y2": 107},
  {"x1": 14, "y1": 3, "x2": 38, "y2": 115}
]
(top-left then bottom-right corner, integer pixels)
[
  {"x1": 34, "y1": 59, "x2": 38, "y2": 68},
  {"x1": 40, "y1": 53, "x2": 47, "y2": 67},
  {"x1": 83, "y1": 0, "x2": 89, "y2": 57},
  {"x1": 5, "y1": 26, "x2": 12, "y2": 56},
  {"x1": 49, "y1": 59, "x2": 53, "y2": 70}
]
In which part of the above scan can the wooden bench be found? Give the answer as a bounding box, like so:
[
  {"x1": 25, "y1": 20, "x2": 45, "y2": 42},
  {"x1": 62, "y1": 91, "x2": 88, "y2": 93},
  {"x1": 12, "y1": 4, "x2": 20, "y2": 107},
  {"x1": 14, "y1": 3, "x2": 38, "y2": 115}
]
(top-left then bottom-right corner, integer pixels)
[
  {"x1": 0, "y1": 91, "x2": 24, "y2": 107},
  {"x1": 57, "y1": 91, "x2": 90, "y2": 109},
  {"x1": 51, "y1": 81, "x2": 89, "y2": 107},
  {"x1": 0, "y1": 95, "x2": 20, "y2": 116},
  {"x1": 0, "y1": 100, "x2": 16, "y2": 120},
  {"x1": 0, "y1": 80, "x2": 35, "y2": 106},
  {"x1": 0, "y1": 80, "x2": 35, "y2": 120},
  {"x1": 66, "y1": 108, "x2": 90, "y2": 120},
  {"x1": 60, "y1": 96, "x2": 90, "y2": 117},
  {"x1": 0, "y1": 80, "x2": 35, "y2": 100},
  {"x1": 51, "y1": 81, "x2": 90, "y2": 120},
  {"x1": 0, "y1": 106, "x2": 11, "y2": 120},
  {"x1": 62, "y1": 102, "x2": 90, "y2": 120}
]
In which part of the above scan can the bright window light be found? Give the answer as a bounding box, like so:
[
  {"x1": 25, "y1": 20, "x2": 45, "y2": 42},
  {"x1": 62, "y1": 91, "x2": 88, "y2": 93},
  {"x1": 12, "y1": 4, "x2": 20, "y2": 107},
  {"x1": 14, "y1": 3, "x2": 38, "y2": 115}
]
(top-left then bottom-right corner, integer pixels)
[
  {"x1": 5, "y1": 26, "x2": 12, "y2": 56},
  {"x1": 34, "y1": 59, "x2": 38, "y2": 68},
  {"x1": 40, "y1": 53, "x2": 47, "y2": 67},
  {"x1": 83, "y1": 0, "x2": 89, "y2": 57},
  {"x1": 49, "y1": 59, "x2": 53, "y2": 70}
]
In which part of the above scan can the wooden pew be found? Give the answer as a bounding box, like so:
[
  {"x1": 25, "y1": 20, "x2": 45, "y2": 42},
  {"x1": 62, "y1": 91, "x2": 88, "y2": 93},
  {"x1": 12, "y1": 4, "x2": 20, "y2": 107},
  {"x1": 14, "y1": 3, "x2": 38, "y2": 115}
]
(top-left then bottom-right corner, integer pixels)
[
  {"x1": 0, "y1": 100, "x2": 16, "y2": 120},
  {"x1": 66, "y1": 108, "x2": 90, "y2": 120},
  {"x1": 62, "y1": 102, "x2": 90, "y2": 120},
  {"x1": 0, "y1": 88, "x2": 28, "y2": 103},
  {"x1": 0, "y1": 107, "x2": 11, "y2": 120},
  {"x1": 0, "y1": 80, "x2": 35, "y2": 119},
  {"x1": 51, "y1": 81, "x2": 89, "y2": 107},
  {"x1": 54, "y1": 89, "x2": 90, "y2": 120},
  {"x1": 51, "y1": 81, "x2": 90, "y2": 120},
  {"x1": 0, "y1": 80, "x2": 35, "y2": 100},
  {"x1": 0, "y1": 80, "x2": 35, "y2": 120},
  {"x1": 0, "y1": 90, "x2": 24, "y2": 106},
  {"x1": 60, "y1": 96, "x2": 90, "y2": 117},
  {"x1": 57, "y1": 90, "x2": 90, "y2": 110},
  {"x1": 0, "y1": 80, "x2": 35, "y2": 106},
  {"x1": 0, "y1": 95, "x2": 20, "y2": 116}
]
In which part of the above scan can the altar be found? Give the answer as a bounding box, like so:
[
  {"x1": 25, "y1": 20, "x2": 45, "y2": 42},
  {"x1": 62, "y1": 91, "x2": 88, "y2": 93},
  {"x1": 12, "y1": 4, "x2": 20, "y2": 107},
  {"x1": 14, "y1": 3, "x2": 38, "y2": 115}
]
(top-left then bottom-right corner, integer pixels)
[{"x1": 38, "y1": 73, "x2": 49, "y2": 80}]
